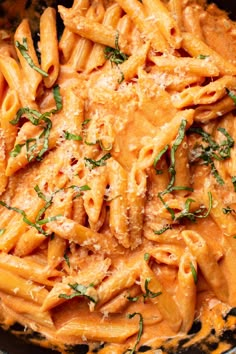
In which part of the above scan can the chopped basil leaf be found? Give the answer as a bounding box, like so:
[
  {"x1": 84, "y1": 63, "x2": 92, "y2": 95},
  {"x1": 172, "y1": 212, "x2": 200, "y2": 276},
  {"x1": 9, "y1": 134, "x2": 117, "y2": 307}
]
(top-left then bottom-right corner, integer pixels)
[
  {"x1": 144, "y1": 253, "x2": 150, "y2": 262},
  {"x1": 64, "y1": 131, "x2": 82, "y2": 141},
  {"x1": 127, "y1": 277, "x2": 162, "y2": 303},
  {"x1": 143, "y1": 278, "x2": 162, "y2": 301},
  {"x1": 226, "y1": 88, "x2": 236, "y2": 105},
  {"x1": 0, "y1": 186, "x2": 62, "y2": 236},
  {"x1": 0, "y1": 200, "x2": 47, "y2": 236},
  {"x1": 125, "y1": 313, "x2": 143, "y2": 354},
  {"x1": 84, "y1": 153, "x2": 111, "y2": 169},
  {"x1": 104, "y1": 32, "x2": 128, "y2": 84},
  {"x1": 190, "y1": 262, "x2": 198, "y2": 284},
  {"x1": 157, "y1": 192, "x2": 212, "y2": 228},
  {"x1": 58, "y1": 283, "x2": 97, "y2": 304},
  {"x1": 36, "y1": 215, "x2": 62, "y2": 225},
  {"x1": 160, "y1": 120, "x2": 190, "y2": 195},
  {"x1": 15, "y1": 37, "x2": 48, "y2": 77},
  {"x1": 0, "y1": 228, "x2": 5, "y2": 236},
  {"x1": 154, "y1": 224, "x2": 172, "y2": 235},
  {"x1": 99, "y1": 140, "x2": 113, "y2": 151},
  {"x1": 232, "y1": 176, "x2": 236, "y2": 192},
  {"x1": 222, "y1": 206, "x2": 236, "y2": 214},
  {"x1": 25, "y1": 138, "x2": 37, "y2": 161},
  {"x1": 117, "y1": 68, "x2": 125, "y2": 84},
  {"x1": 153, "y1": 144, "x2": 169, "y2": 174},
  {"x1": 52, "y1": 85, "x2": 63, "y2": 112},
  {"x1": 84, "y1": 140, "x2": 97, "y2": 146},
  {"x1": 126, "y1": 295, "x2": 140, "y2": 302},
  {"x1": 188, "y1": 126, "x2": 234, "y2": 185},
  {"x1": 197, "y1": 54, "x2": 209, "y2": 59},
  {"x1": 64, "y1": 252, "x2": 70, "y2": 268},
  {"x1": 104, "y1": 32, "x2": 128, "y2": 65},
  {"x1": 9, "y1": 85, "x2": 62, "y2": 161},
  {"x1": 82, "y1": 119, "x2": 91, "y2": 126},
  {"x1": 166, "y1": 119, "x2": 188, "y2": 193},
  {"x1": 10, "y1": 143, "x2": 25, "y2": 157},
  {"x1": 67, "y1": 184, "x2": 91, "y2": 200},
  {"x1": 158, "y1": 192, "x2": 175, "y2": 220},
  {"x1": 34, "y1": 185, "x2": 48, "y2": 202}
]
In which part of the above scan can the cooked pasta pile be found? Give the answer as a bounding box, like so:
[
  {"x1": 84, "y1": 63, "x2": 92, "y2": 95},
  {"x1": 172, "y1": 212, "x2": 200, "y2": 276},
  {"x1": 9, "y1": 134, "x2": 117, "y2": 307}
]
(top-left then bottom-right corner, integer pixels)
[{"x1": 0, "y1": 0, "x2": 236, "y2": 353}]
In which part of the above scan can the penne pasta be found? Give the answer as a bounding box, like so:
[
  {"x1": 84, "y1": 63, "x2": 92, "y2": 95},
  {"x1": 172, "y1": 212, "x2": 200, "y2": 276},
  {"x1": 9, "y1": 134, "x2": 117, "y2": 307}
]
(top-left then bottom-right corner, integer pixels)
[{"x1": 0, "y1": 1, "x2": 236, "y2": 352}]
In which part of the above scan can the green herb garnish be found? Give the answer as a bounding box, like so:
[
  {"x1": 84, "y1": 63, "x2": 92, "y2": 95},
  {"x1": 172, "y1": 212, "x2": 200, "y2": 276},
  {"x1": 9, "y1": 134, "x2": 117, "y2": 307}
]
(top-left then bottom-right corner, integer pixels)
[
  {"x1": 197, "y1": 54, "x2": 209, "y2": 59},
  {"x1": 10, "y1": 143, "x2": 25, "y2": 157},
  {"x1": 64, "y1": 131, "x2": 82, "y2": 141},
  {"x1": 222, "y1": 206, "x2": 236, "y2": 214},
  {"x1": 143, "y1": 278, "x2": 162, "y2": 301},
  {"x1": 104, "y1": 32, "x2": 128, "y2": 83},
  {"x1": 164, "y1": 119, "x2": 191, "y2": 194},
  {"x1": 226, "y1": 88, "x2": 236, "y2": 105},
  {"x1": 157, "y1": 192, "x2": 212, "y2": 230},
  {"x1": 0, "y1": 200, "x2": 60, "y2": 236},
  {"x1": 188, "y1": 126, "x2": 234, "y2": 185},
  {"x1": 104, "y1": 32, "x2": 128, "y2": 65},
  {"x1": 144, "y1": 253, "x2": 150, "y2": 262},
  {"x1": 15, "y1": 37, "x2": 48, "y2": 77},
  {"x1": 232, "y1": 176, "x2": 236, "y2": 192},
  {"x1": 0, "y1": 228, "x2": 5, "y2": 236},
  {"x1": 58, "y1": 283, "x2": 97, "y2": 304},
  {"x1": 125, "y1": 313, "x2": 143, "y2": 354},
  {"x1": 153, "y1": 144, "x2": 169, "y2": 175},
  {"x1": 82, "y1": 119, "x2": 91, "y2": 126},
  {"x1": 154, "y1": 224, "x2": 172, "y2": 235},
  {"x1": 10, "y1": 85, "x2": 62, "y2": 161},
  {"x1": 64, "y1": 252, "x2": 70, "y2": 268},
  {"x1": 190, "y1": 262, "x2": 198, "y2": 284},
  {"x1": 84, "y1": 153, "x2": 111, "y2": 169},
  {"x1": 67, "y1": 184, "x2": 91, "y2": 200}
]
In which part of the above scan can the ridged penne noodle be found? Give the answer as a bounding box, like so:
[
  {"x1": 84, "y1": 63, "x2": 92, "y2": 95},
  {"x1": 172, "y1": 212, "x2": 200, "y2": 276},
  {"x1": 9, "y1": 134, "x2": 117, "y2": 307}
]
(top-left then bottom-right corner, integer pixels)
[
  {"x1": 0, "y1": 199, "x2": 44, "y2": 253},
  {"x1": 182, "y1": 230, "x2": 229, "y2": 302},
  {"x1": 149, "y1": 55, "x2": 219, "y2": 77},
  {"x1": 13, "y1": 228, "x2": 47, "y2": 257},
  {"x1": 86, "y1": 3, "x2": 123, "y2": 73},
  {"x1": 0, "y1": 88, "x2": 20, "y2": 154},
  {"x1": 137, "y1": 109, "x2": 194, "y2": 170},
  {"x1": 107, "y1": 159, "x2": 129, "y2": 248},
  {"x1": 42, "y1": 257, "x2": 111, "y2": 311},
  {"x1": 182, "y1": 5, "x2": 205, "y2": 40},
  {"x1": 0, "y1": 252, "x2": 61, "y2": 286},
  {"x1": 171, "y1": 76, "x2": 236, "y2": 109},
  {"x1": 68, "y1": 0, "x2": 105, "y2": 71},
  {"x1": 0, "y1": 268, "x2": 48, "y2": 304},
  {"x1": 194, "y1": 95, "x2": 236, "y2": 123},
  {"x1": 47, "y1": 216, "x2": 121, "y2": 254},
  {"x1": 140, "y1": 263, "x2": 182, "y2": 333},
  {"x1": 142, "y1": 0, "x2": 182, "y2": 49},
  {"x1": 0, "y1": 292, "x2": 54, "y2": 329},
  {"x1": 176, "y1": 251, "x2": 197, "y2": 332},
  {"x1": 14, "y1": 19, "x2": 43, "y2": 101},
  {"x1": 127, "y1": 165, "x2": 147, "y2": 249},
  {"x1": 182, "y1": 32, "x2": 236, "y2": 76},
  {"x1": 83, "y1": 166, "x2": 108, "y2": 224},
  {"x1": 116, "y1": 0, "x2": 169, "y2": 53},
  {"x1": 56, "y1": 315, "x2": 139, "y2": 343},
  {"x1": 58, "y1": 6, "x2": 130, "y2": 55},
  {"x1": 0, "y1": 1, "x2": 236, "y2": 352},
  {"x1": 168, "y1": 0, "x2": 183, "y2": 31},
  {"x1": 39, "y1": 7, "x2": 59, "y2": 88}
]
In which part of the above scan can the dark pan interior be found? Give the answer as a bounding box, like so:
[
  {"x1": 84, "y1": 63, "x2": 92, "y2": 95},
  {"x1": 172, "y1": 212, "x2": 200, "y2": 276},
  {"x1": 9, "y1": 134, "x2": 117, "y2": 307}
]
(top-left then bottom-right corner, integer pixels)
[{"x1": 0, "y1": 0, "x2": 236, "y2": 353}]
